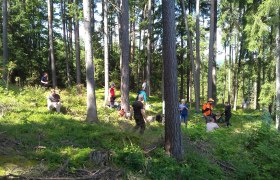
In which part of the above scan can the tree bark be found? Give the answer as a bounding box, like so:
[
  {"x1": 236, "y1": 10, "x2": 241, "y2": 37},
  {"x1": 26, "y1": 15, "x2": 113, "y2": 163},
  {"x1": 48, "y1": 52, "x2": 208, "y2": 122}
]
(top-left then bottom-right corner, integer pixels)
[
  {"x1": 181, "y1": 0, "x2": 199, "y2": 112},
  {"x1": 119, "y1": 0, "x2": 130, "y2": 112},
  {"x1": 276, "y1": 10, "x2": 280, "y2": 130},
  {"x1": 61, "y1": 0, "x2": 71, "y2": 87},
  {"x1": 208, "y1": 0, "x2": 216, "y2": 100},
  {"x1": 83, "y1": 0, "x2": 98, "y2": 122},
  {"x1": 162, "y1": 0, "x2": 182, "y2": 161},
  {"x1": 195, "y1": 0, "x2": 201, "y2": 107},
  {"x1": 2, "y1": 0, "x2": 8, "y2": 82},
  {"x1": 48, "y1": 0, "x2": 57, "y2": 87},
  {"x1": 74, "y1": 0, "x2": 81, "y2": 86},
  {"x1": 145, "y1": 0, "x2": 152, "y2": 96},
  {"x1": 104, "y1": 0, "x2": 109, "y2": 106}
]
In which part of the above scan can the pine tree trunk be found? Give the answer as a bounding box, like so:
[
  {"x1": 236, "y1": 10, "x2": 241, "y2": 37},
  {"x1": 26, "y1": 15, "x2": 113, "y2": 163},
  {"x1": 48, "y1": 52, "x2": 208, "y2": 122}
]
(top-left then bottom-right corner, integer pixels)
[
  {"x1": 2, "y1": 0, "x2": 8, "y2": 82},
  {"x1": 74, "y1": 0, "x2": 81, "y2": 86},
  {"x1": 162, "y1": 0, "x2": 182, "y2": 161},
  {"x1": 146, "y1": 0, "x2": 152, "y2": 96},
  {"x1": 61, "y1": 0, "x2": 71, "y2": 87},
  {"x1": 48, "y1": 0, "x2": 57, "y2": 87},
  {"x1": 83, "y1": 0, "x2": 98, "y2": 122},
  {"x1": 208, "y1": 0, "x2": 215, "y2": 99},
  {"x1": 195, "y1": 0, "x2": 201, "y2": 107},
  {"x1": 181, "y1": 0, "x2": 199, "y2": 112},
  {"x1": 119, "y1": 0, "x2": 130, "y2": 112},
  {"x1": 276, "y1": 12, "x2": 280, "y2": 130},
  {"x1": 104, "y1": 0, "x2": 109, "y2": 106}
]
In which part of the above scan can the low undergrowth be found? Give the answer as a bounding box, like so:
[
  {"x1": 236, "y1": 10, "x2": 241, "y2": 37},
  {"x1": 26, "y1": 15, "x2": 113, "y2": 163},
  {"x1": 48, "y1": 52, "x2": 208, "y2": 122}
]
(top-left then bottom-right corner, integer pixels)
[{"x1": 0, "y1": 83, "x2": 280, "y2": 179}]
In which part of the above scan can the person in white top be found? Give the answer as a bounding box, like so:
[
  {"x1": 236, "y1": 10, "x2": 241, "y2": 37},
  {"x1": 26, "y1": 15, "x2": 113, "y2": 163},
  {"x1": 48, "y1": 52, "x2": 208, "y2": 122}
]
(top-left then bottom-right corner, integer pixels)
[
  {"x1": 47, "y1": 89, "x2": 62, "y2": 113},
  {"x1": 206, "y1": 118, "x2": 219, "y2": 132}
]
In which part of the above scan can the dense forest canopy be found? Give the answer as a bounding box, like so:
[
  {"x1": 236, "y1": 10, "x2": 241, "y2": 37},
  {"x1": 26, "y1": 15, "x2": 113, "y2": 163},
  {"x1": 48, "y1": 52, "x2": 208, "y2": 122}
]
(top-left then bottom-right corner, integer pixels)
[{"x1": 1, "y1": 1, "x2": 280, "y2": 124}]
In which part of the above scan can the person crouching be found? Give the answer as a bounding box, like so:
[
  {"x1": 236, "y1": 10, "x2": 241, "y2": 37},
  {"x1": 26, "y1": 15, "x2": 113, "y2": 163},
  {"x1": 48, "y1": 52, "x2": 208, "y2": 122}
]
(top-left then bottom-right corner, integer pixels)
[{"x1": 47, "y1": 89, "x2": 62, "y2": 113}]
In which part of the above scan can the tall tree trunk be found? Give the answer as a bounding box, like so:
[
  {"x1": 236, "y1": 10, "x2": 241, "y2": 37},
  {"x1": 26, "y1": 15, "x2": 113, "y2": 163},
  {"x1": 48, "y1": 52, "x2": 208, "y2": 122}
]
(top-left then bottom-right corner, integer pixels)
[
  {"x1": 119, "y1": 0, "x2": 130, "y2": 113},
  {"x1": 48, "y1": 0, "x2": 57, "y2": 87},
  {"x1": 145, "y1": 0, "x2": 152, "y2": 96},
  {"x1": 74, "y1": 0, "x2": 81, "y2": 86},
  {"x1": 276, "y1": 9, "x2": 280, "y2": 130},
  {"x1": 83, "y1": 0, "x2": 98, "y2": 122},
  {"x1": 104, "y1": 0, "x2": 109, "y2": 106},
  {"x1": 208, "y1": 0, "x2": 215, "y2": 99},
  {"x1": 195, "y1": 0, "x2": 201, "y2": 108},
  {"x1": 2, "y1": 0, "x2": 8, "y2": 82},
  {"x1": 162, "y1": 0, "x2": 182, "y2": 161},
  {"x1": 181, "y1": 0, "x2": 199, "y2": 112},
  {"x1": 61, "y1": 0, "x2": 71, "y2": 87},
  {"x1": 180, "y1": 31, "x2": 184, "y2": 100},
  {"x1": 68, "y1": 0, "x2": 73, "y2": 77}
]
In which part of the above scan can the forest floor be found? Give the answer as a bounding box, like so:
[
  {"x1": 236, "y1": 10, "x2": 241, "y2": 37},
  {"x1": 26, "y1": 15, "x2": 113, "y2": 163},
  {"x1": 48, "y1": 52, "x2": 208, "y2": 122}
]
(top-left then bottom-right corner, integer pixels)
[{"x1": 0, "y1": 84, "x2": 280, "y2": 179}]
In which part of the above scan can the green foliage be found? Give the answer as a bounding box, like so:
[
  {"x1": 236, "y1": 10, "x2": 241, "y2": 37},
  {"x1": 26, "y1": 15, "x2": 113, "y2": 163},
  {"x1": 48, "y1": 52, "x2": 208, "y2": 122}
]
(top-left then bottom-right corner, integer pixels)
[
  {"x1": 259, "y1": 82, "x2": 275, "y2": 107},
  {"x1": 1, "y1": 85, "x2": 280, "y2": 179},
  {"x1": 114, "y1": 145, "x2": 145, "y2": 172}
]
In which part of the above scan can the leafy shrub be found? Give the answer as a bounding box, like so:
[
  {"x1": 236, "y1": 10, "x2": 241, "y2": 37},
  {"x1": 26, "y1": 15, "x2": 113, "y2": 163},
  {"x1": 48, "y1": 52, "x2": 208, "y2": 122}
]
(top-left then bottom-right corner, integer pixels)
[{"x1": 113, "y1": 145, "x2": 145, "y2": 172}]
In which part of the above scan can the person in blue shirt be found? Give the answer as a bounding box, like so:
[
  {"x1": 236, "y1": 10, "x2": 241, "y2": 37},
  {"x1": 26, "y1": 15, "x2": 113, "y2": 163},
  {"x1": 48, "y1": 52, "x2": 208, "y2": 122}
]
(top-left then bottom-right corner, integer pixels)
[
  {"x1": 136, "y1": 88, "x2": 147, "y2": 104},
  {"x1": 179, "y1": 99, "x2": 189, "y2": 126}
]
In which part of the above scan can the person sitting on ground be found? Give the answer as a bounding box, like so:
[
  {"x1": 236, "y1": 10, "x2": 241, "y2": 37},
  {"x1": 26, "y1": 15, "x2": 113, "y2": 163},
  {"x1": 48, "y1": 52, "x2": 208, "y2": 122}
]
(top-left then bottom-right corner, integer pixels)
[
  {"x1": 179, "y1": 99, "x2": 189, "y2": 126},
  {"x1": 47, "y1": 89, "x2": 62, "y2": 113},
  {"x1": 206, "y1": 117, "x2": 219, "y2": 132},
  {"x1": 109, "y1": 83, "x2": 116, "y2": 108},
  {"x1": 41, "y1": 72, "x2": 49, "y2": 88},
  {"x1": 132, "y1": 94, "x2": 147, "y2": 134},
  {"x1": 202, "y1": 98, "x2": 215, "y2": 123}
]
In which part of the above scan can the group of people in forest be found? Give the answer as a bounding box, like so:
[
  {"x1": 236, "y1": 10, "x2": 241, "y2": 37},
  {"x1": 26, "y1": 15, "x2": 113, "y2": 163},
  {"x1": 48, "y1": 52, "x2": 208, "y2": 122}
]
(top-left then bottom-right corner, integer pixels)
[
  {"x1": 40, "y1": 72, "x2": 231, "y2": 133},
  {"x1": 109, "y1": 80, "x2": 148, "y2": 134},
  {"x1": 180, "y1": 97, "x2": 232, "y2": 132}
]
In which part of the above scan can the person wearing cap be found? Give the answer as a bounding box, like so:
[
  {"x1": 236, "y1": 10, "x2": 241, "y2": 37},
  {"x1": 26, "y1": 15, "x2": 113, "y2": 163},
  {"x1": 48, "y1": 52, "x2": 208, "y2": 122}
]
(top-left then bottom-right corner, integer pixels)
[
  {"x1": 109, "y1": 83, "x2": 116, "y2": 108},
  {"x1": 132, "y1": 94, "x2": 147, "y2": 134},
  {"x1": 202, "y1": 98, "x2": 215, "y2": 123},
  {"x1": 179, "y1": 99, "x2": 189, "y2": 126}
]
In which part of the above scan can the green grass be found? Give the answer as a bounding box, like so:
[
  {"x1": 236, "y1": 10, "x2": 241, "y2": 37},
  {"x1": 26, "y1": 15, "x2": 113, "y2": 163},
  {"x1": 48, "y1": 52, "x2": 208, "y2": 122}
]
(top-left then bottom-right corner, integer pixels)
[{"x1": 1, "y1": 83, "x2": 280, "y2": 179}]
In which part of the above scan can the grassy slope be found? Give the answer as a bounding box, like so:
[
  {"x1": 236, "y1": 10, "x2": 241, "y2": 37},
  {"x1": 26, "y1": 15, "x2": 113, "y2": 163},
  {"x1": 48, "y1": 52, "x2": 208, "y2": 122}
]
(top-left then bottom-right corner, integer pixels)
[{"x1": 0, "y1": 84, "x2": 280, "y2": 179}]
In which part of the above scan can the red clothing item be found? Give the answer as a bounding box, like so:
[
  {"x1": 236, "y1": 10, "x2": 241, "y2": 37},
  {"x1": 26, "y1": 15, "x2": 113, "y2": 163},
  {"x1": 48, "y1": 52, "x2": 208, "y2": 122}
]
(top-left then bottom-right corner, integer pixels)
[{"x1": 109, "y1": 87, "x2": 115, "y2": 97}]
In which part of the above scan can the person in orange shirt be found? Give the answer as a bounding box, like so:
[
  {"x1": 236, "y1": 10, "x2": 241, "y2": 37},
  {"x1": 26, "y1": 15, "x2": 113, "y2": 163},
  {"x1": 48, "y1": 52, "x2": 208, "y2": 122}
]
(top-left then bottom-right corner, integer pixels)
[{"x1": 202, "y1": 98, "x2": 215, "y2": 123}]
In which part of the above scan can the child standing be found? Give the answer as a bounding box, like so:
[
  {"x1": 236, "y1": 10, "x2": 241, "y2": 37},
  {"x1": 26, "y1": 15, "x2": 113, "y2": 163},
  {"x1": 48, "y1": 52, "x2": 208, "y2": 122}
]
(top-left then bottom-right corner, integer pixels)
[
  {"x1": 109, "y1": 83, "x2": 116, "y2": 108},
  {"x1": 179, "y1": 99, "x2": 189, "y2": 126}
]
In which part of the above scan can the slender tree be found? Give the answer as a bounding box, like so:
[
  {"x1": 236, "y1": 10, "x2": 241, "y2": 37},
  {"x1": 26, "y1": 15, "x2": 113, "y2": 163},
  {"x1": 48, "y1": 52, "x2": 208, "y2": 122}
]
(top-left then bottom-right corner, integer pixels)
[
  {"x1": 83, "y1": 0, "x2": 98, "y2": 122},
  {"x1": 208, "y1": 0, "x2": 216, "y2": 99},
  {"x1": 276, "y1": 7, "x2": 280, "y2": 131},
  {"x1": 146, "y1": 0, "x2": 152, "y2": 96},
  {"x1": 162, "y1": 0, "x2": 182, "y2": 160},
  {"x1": 61, "y1": 0, "x2": 71, "y2": 87},
  {"x1": 2, "y1": 0, "x2": 8, "y2": 82},
  {"x1": 74, "y1": 0, "x2": 81, "y2": 87},
  {"x1": 119, "y1": 0, "x2": 130, "y2": 112},
  {"x1": 104, "y1": 0, "x2": 109, "y2": 106},
  {"x1": 48, "y1": 0, "x2": 57, "y2": 87},
  {"x1": 195, "y1": 0, "x2": 201, "y2": 109},
  {"x1": 181, "y1": 0, "x2": 199, "y2": 112}
]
